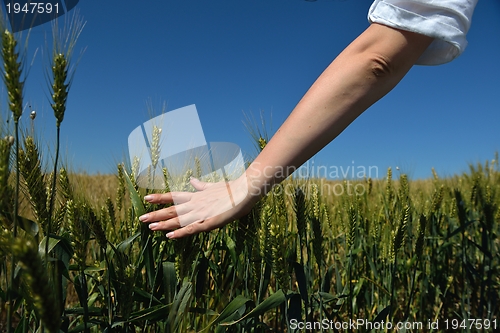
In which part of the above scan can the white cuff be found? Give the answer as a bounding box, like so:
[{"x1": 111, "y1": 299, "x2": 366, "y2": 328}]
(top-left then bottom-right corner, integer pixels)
[{"x1": 368, "y1": 0, "x2": 478, "y2": 65}]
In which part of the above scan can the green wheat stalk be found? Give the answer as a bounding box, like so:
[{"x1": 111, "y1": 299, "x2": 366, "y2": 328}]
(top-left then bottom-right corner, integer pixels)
[
  {"x1": 18, "y1": 136, "x2": 50, "y2": 232},
  {"x1": 46, "y1": 14, "x2": 85, "y2": 261},
  {"x1": 0, "y1": 137, "x2": 13, "y2": 213},
  {"x1": 269, "y1": 187, "x2": 289, "y2": 293},
  {"x1": 1, "y1": 27, "x2": 26, "y2": 333},
  {"x1": 386, "y1": 167, "x2": 393, "y2": 202},
  {"x1": 294, "y1": 187, "x2": 307, "y2": 263}
]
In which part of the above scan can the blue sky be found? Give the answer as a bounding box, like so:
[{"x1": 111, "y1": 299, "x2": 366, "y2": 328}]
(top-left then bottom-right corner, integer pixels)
[{"x1": 4, "y1": 0, "x2": 500, "y2": 180}]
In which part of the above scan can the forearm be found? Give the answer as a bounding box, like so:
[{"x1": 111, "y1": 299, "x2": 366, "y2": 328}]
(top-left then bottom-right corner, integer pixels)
[{"x1": 245, "y1": 23, "x2": 433, "y2": 197}]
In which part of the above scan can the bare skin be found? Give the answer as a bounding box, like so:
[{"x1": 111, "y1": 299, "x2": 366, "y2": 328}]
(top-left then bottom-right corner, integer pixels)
[{"x1": 139, "y1": 23, "x2": 434, "y2": 238}]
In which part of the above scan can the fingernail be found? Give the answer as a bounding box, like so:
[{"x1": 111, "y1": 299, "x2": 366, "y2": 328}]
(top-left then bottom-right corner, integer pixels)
[
  {"x1": 144, "y1": 195, "x2": 153, "y2": 201},
  {"x1": 139, "y1": 214, "x2": 149, "y2": 222},
  {"x1": 148, "y1": 223, "x2": 158, "y2": 229},
  {"x1": 166, "y1": 231, "x2": 174, "y2": 239}
]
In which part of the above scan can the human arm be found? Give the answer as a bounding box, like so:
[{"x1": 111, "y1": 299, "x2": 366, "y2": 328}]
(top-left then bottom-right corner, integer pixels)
[{"x1": 139, "y1": 23, "x2": 433, "y2": 238}]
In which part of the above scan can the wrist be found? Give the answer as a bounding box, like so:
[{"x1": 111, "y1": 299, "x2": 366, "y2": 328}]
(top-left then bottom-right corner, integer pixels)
[{"x1": 238, "y1": 161, "x2": 279, "y2": 201}]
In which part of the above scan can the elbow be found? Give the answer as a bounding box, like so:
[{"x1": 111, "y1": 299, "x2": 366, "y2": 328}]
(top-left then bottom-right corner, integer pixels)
[{"x1": 368, "y1": 53, "x2": 394, "y2": 78}]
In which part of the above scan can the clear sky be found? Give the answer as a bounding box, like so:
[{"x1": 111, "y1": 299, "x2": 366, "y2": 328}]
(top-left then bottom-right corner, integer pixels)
[{"x1": 4, "y1": 0, "x2": 500, "y2": 180}]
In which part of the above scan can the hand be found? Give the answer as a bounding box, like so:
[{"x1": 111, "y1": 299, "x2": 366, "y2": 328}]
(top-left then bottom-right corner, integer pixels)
[{"x1": 139, "y1": 176, "x2": 254, "y2": 239}]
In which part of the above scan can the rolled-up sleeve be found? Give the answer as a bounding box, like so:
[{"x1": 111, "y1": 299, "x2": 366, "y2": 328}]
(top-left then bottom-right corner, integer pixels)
[{"x1": 368, "y1": 0, "x2": 478, "y2": 65}]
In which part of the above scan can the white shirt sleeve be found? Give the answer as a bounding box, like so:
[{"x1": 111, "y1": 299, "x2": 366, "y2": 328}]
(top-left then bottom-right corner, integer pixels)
[{"x1": 368, "y1": 0, "x2": 478, "y2": 65}]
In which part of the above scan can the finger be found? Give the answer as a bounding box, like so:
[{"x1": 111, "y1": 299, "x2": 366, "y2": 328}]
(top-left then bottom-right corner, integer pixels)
[
  {"x1": 148, "y1": 217, "x2": 182, "y2": 231},
  {"x1": 139, "y1": 205, "x2": 176, "y2": 223},
  {"x1": 166, "y1": 214, "x2": 226, "y2": 239},
  {"x1": 139, "y1": 203, "x2": 191, "y2": 223},
  {"x1": 190, "y1": 177, "x2": 215, "y2": 191},
  {"x1": 144, "y1": 191, "x2": 194, "y2": 205},
  {"x1": 166, "y1": 221, "x2": 207, "y2": 239}
]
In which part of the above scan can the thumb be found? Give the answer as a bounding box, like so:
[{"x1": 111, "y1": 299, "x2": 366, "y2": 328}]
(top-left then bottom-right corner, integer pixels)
[{"x1": 190, "y1": 177, "x2": 213, "y2": 191}]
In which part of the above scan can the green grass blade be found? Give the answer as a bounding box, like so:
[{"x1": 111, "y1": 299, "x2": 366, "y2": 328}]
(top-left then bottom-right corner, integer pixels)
[
  {"x1": 221, "y1": 289, "x2": 286, "y2": 326},
  {"x1": 202, "y1": 295, "x2": 251, "y2": 331},
  {"x1": 293, "y1": 262, "x2": 308, "y2": 302},
  {"x1": 128, "y1": 304, "x2": 169, "y2": 322},
  {"x1": 116, "y1": 231, "x2": 141, "y2": 253},
  {"x1": 122, "y1": 168, "x2": 145, "y2": 217}
]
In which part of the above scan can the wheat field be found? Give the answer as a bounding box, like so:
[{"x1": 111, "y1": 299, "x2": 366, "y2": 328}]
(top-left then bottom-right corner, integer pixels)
[{"x1": 1, "y1": 18, "x2": 499, "y2": 333}]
